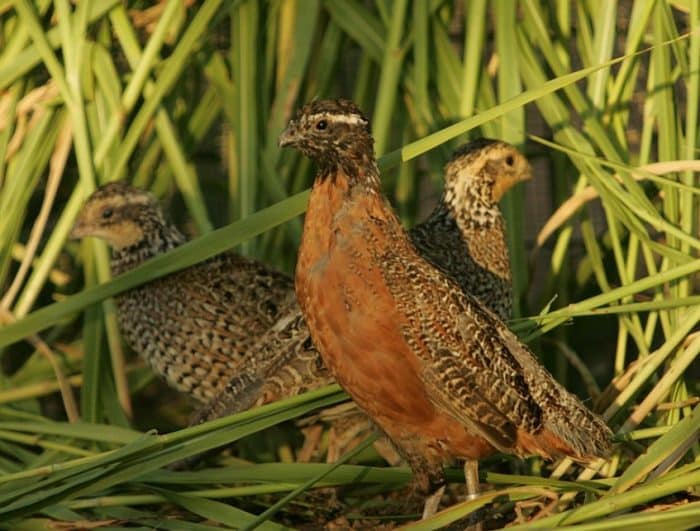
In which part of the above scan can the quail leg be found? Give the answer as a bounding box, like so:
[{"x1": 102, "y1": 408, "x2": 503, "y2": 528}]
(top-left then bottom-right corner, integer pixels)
[
  {"x1": 422, "y1": 483, "x2": 446, "y2": 519},
  {"x1": 464, "y1": 459, "x2": 480, "y2": 500},
  {"x1": 417, "y1": 465, "x2": 448, "y2": 519},
  {"x1": 464, "y1": 459, "x2": 484, "y2": 531}
]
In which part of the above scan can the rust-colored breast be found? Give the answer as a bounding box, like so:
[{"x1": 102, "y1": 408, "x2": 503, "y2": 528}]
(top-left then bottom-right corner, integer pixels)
[
  {"x1": 296, "y1": 169, "x2": 497, "y2": 462},
  {"x1": 297, "y1": 173, "x2": 430, "y2": 423}
]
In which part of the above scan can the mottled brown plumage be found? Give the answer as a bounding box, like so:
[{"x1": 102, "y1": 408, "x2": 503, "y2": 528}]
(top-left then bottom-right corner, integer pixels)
[
  {"x1": 190, "y1": 309, "x2": 322, "y2": 424},
  {"x1": 71, "y1": 182, "x2": 294, "y2": 403},
  {"x1": 281, "y1": 99, "x2": 612, "y2": 517},
  {"x1": 193, "y1": 140, "x2": 531, "y2": 426}
]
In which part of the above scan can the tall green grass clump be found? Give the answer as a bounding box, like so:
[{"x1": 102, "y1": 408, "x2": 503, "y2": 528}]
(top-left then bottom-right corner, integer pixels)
[{"x1": 0, "y1": 1, "x2": 697, "y2": 529}]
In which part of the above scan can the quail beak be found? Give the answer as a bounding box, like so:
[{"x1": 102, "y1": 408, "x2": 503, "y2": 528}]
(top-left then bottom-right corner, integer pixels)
[
  {"x1": 69, "y1": 220, "x2": 88, "y2": 241},
  {"x1": 278, "y1": 121, "x2": 299, "y2": 148}
]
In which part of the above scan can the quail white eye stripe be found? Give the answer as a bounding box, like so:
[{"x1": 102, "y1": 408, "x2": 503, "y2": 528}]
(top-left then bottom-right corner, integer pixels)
[
  {"x1": 123, "y1": 194, "x2": 154, "y2": 207},
  {"x1": 308, "y1": 112, "x2": 367, "y2": 126}
]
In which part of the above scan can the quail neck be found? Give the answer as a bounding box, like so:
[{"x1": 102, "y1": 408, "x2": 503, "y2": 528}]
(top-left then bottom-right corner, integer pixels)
[{"x1": 110, "y1": 213, "x2": 185, "y2": 276}]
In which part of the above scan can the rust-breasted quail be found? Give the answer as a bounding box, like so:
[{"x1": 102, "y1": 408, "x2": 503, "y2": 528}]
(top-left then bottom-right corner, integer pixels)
[
  {"x1": 71, "y1": 182, "x2": 294, "y2": 403},
  {"x1": 281, "y1": 98, "x2": 612, "y2": 518}
]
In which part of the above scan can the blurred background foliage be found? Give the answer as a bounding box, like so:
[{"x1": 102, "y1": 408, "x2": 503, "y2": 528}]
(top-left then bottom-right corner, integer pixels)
[{"x1": 0, "y1": 0, "x2": 698, "y2": 528}]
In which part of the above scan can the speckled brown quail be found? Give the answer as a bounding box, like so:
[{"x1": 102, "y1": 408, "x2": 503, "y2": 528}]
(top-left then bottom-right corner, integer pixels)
[
  {"x1": 70, "y1": 182, "x2": 294, "y2": 403},
  {"x1": 281, "y1": 98, "x2": 612, "y2": 519},
  {"x1": 194, "y1": 140, "x2": 532, "y2": 435},
  {"x1": 411, "y1": 138, "x2": 531, "y2": 321}
]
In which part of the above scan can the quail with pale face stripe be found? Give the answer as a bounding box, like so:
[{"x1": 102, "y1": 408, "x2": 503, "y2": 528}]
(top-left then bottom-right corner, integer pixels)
[
  {"x1": 281, "y1": 99, "x2": 612, "y2": 519},
  {"x1": 71, "y1": 182, "x2": 295, "y2": 403}
]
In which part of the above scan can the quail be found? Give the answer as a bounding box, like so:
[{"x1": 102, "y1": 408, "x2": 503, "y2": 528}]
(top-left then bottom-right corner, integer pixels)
[
  {"x1": 411, "y1": 138, "x2": 532, "y2": 321},
  {"x1": 193, "y1": 139, "x2": 532, "y2": 434},
  {"x1": 70, "y1": 182, "x2": 295, "y2": 403},
  {"x1": 280, "y1": 99, "x2": 612, "y2": 519}
]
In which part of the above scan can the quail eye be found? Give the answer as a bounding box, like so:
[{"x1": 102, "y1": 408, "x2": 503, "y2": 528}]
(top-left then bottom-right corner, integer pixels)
[
  {"x1": 102, "y1": 208, "x2": 113, "y2": 220},
  {"x1": 316, "y1": 119, "x2": 328, "y2": 130},
  {"x1": 505, "y1": 156, "x2": 515, "y2": 166}
]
